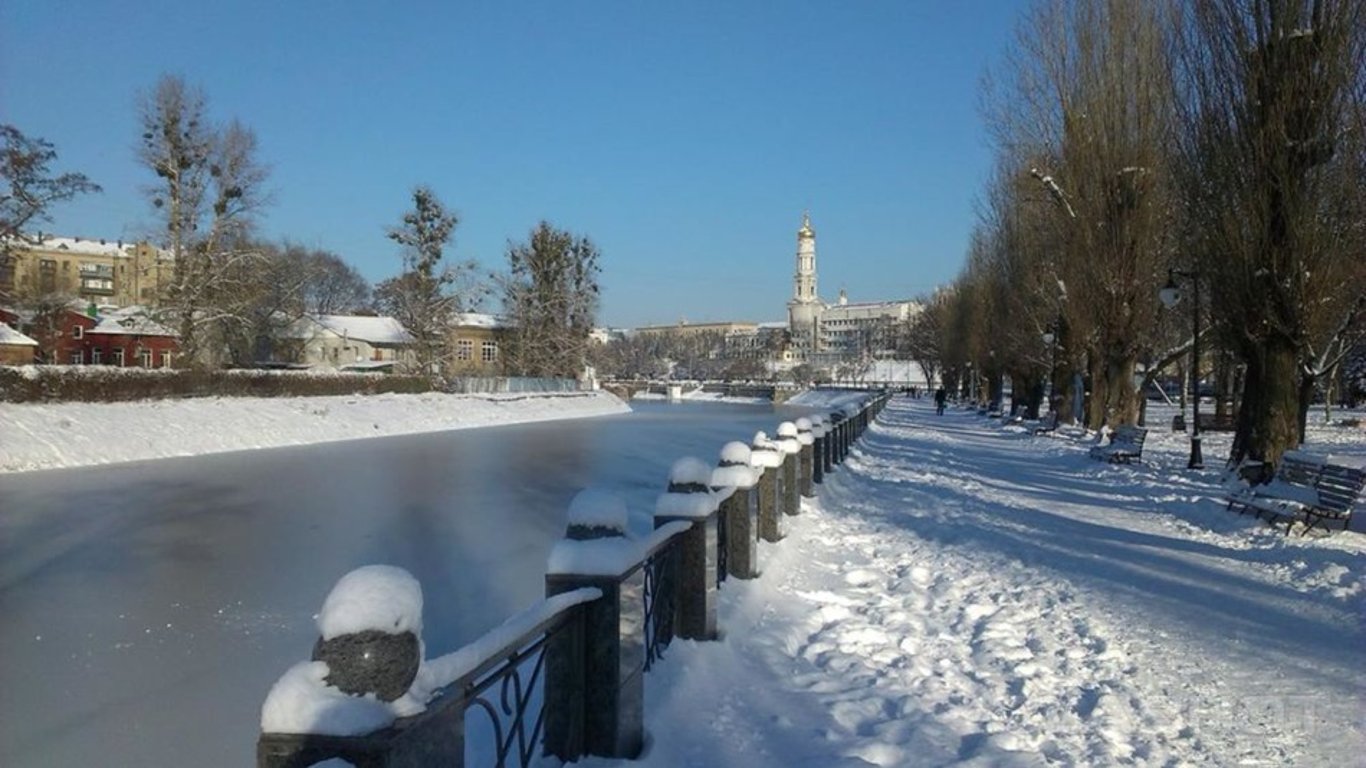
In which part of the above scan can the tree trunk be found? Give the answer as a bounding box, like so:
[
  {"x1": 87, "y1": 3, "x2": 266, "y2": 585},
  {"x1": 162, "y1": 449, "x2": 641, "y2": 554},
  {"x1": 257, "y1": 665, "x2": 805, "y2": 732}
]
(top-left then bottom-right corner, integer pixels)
[
  {"x1": 1104, "y1": 353, "x2": 1140, "y2": 426},
  {"x1": 1231, "y1": 337, "x2": 1300, "y2": 466}
]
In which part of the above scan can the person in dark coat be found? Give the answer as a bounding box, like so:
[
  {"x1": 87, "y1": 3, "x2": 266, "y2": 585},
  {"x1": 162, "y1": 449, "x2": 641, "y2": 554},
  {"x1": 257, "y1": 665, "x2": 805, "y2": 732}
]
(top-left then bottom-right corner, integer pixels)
[{"x1": 934, "y1": 387, "x2": 947, "y2": 415}]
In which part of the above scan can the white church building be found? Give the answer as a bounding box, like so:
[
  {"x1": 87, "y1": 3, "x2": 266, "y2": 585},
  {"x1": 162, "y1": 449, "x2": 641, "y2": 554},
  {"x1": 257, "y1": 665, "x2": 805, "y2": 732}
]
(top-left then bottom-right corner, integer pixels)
[{"x1": 785, "y1": 212, "x2": 918, "y2": 363}]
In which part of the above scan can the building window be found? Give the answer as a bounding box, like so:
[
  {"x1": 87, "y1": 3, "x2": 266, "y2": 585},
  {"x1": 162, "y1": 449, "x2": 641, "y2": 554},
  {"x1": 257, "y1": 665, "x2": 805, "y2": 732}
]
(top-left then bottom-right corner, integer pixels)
[
  {"x1": 91, "y1": 348, "x2": 102, "y2": 365},
  {"x1": 160, "y1": 351, "x2": 172, "y2": 368},
  {"x1": 456, "y1": 339, "x2": 473, "y2": 361},
  {"x1": 113, "y1": 348, "x2": 125, "y2": 366},
  {"x1": 69, "y1": 351, "x2": 83, "y2": 365},
  {"x1": 72, "y1": 325, "x2": 83, "y2": 339},
  {"x1": 139, "y1": 349, "x2": 152, "y2": 368},
  {"x1": 481, "y1": 340, "x2": 498, "y2": 363}
]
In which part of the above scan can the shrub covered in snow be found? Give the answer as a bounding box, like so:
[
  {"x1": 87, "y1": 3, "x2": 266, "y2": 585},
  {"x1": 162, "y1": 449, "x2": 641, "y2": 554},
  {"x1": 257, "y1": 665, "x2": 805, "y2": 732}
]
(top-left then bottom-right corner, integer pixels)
[{"x1": 0, "y1": 365, "x2": 435, "y2": 403}]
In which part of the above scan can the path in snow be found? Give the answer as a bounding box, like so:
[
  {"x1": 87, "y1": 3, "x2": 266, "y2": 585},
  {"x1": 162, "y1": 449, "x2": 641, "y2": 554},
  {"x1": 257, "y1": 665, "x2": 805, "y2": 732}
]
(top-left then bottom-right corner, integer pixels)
[{"x1": 615, "y1": 397, "x2": 1366, "y2": 767}]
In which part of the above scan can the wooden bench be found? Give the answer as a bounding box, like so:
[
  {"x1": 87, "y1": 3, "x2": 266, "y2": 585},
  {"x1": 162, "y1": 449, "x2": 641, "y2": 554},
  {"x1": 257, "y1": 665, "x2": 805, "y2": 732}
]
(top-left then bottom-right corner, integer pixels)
[
  {"x1": 1228, "y1": 451, "x2": 1366, "y2": 534},
  {"x1": 1088, "y1": 425, "x2": 1147, "y2": 464},
  {"x1": 1196, "y1": 411, "x2": 1236, "y2": 432},
  {"x1": 1032, "y1": 411, "x2": 1060, "y2": 435}
]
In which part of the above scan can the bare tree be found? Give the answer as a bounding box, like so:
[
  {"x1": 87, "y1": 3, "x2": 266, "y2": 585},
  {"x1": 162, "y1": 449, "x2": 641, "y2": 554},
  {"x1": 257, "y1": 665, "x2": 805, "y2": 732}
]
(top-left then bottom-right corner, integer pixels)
[
  {"x1": 137, "y1": 75, "x2": 270, "y2": 366},
  {"x1": 1174, "y1": 0, "x2": 1366, "y2": 464},
  {"x1": 501, "y1": 221, "x2": 601, "y2": 378},
  {"x1": 0, "y1": 124, "x2": 101, "y2": 300},
  {"x1": 290, "y1": 246, "x2": 371, "y2": 315}
]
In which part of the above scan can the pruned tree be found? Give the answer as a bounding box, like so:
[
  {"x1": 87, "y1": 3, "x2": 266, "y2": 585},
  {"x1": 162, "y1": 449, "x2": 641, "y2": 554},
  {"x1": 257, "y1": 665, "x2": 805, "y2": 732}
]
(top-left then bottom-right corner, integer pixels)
[
  {"x1": 375, "y1": 185, "x2": 479, "y2": 375},
  {"x1": 0, "y1": 124, "x2": 101, "y2": 301},
  {"x1": 501, "y1": 221, "x2": 601, "y2": 378},
  {"x1": 137, "y1": 74, "x2": 270, "y2": 366},
  {"x1": 1173, "y1": 0, "x2": 1366, "y2": 464}
]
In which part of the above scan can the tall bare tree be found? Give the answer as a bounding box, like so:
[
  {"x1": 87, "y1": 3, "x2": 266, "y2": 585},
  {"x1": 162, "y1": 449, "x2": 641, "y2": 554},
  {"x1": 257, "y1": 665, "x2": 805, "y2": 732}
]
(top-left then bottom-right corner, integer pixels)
[
  {"x1": 137, "y1": 75, "x2": 270, "y2": 366},
  {"x1": 0, "y1": 124, "x2": 101, "y2": 301},
  {"x1": 1174, "y1": 0, "x2": 1366, "y2": 464},
  {"x1": 501, "y1": 221, "x2": 601, "y2": 378}
]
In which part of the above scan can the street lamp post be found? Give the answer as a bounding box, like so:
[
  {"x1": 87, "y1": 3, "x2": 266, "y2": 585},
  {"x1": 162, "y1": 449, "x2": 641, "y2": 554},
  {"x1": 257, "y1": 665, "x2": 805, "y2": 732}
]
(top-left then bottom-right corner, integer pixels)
[{"x1": 1159, "y1": 269, "x2": 1204, "y2": 469}]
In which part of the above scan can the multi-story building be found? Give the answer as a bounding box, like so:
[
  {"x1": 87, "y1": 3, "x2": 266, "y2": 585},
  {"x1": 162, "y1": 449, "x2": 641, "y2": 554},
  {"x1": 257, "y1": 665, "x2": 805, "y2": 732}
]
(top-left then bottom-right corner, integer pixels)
[{"x1": 2, "y1": 235, "x2": 174, "y2": 307}]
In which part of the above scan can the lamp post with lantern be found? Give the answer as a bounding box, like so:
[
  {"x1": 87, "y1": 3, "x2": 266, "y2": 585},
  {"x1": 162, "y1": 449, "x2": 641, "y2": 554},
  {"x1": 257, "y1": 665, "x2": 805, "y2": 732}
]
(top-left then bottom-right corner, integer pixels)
[{"x1": 1159, "y1": 269, "x2": 1204, "y2": 469}]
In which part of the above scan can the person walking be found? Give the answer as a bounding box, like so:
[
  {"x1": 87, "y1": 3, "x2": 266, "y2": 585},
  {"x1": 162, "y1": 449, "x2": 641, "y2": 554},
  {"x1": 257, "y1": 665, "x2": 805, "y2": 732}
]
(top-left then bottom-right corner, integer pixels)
[{"x1": 934, "y1": 387, "x2": 947, "y2": 415}]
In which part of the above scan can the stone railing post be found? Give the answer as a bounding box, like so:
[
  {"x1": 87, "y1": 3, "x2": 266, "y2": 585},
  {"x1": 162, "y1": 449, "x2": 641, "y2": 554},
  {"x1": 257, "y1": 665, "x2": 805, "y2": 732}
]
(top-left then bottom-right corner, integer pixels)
[
  {"x1": 829, "y1": 412, "x2": 845, "y2": 466},
  {"x1": 810, "y1": 416, "x2": 827, "y2": 485},
  {"x1": 795, "y1": 417, "x2": 815, "y2": 498},
  {"x1": 257, "y1": 567, "x2": 457, "y2": 768},
  {"x1": 544, "y1": 490, "x2": 644, "y2": 760},
  {"x1": 654, "y1": 457, "x2": 720, "y2": 641},
  {"x1": 712, "y1": 442, "x2": 759, "y2": 579},
  {"x1": 750, "y1": 432, "x2": 784, "y2": 542},
  {"x1": 775, "y1": 422, "x2": 801, "y2": 516}
]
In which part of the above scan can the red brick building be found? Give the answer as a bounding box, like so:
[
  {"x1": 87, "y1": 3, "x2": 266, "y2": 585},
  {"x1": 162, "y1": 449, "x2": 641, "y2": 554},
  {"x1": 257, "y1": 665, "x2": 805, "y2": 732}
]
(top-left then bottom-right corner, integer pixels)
[{"x1": 8, "y1": 307, "x2": 178, "y2": 367}]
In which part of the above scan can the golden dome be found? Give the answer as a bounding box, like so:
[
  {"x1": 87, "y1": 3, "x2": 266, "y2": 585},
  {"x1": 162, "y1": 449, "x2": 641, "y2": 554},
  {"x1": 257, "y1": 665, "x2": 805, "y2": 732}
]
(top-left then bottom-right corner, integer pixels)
[{"x1": 797, "y1": 211, "x2": 815, "y2": 238}]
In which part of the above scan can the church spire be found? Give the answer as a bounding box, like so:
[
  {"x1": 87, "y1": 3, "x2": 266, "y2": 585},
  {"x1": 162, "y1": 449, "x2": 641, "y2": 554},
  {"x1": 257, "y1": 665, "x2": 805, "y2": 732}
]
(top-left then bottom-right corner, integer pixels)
[{"x1": 798, "y1": 210, "x2": 815, "y2": 239}]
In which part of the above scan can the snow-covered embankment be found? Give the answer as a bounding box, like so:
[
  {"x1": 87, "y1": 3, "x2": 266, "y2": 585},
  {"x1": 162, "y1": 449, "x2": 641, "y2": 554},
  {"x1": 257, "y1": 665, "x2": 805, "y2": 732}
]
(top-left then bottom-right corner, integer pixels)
[{"x1": 0, "y1": 390, "x2": 629, "y2": 474}]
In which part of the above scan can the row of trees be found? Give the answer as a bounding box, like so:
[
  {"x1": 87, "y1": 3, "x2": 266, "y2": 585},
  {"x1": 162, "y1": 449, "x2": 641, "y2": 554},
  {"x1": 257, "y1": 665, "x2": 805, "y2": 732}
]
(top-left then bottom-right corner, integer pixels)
[
  {"x1": 905, "y1": 0, "x2": 1366, "y2": 467},
  {"x1": 4, "y1": 73, "x2": 603, "y2": 377}
]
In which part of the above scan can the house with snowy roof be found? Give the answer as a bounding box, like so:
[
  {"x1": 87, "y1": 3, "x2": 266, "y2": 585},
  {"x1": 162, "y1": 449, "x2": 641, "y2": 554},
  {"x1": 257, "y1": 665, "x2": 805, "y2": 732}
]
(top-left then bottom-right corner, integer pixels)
[
  {"x1": 1, "y1": 234, "x2": 174, "y2": 308},
  {"x1": 278, "y1": 314, "x2": 416, "y2": 371},
  {"x1": 447, "y1": 312, "x2": 508, "y2": 375},
  {"x1": 5, "y1": 303, "x2": 179, "y2": 367},
  {"x1": 0, "y1": 321, "x2": 39, "y2": 365}
]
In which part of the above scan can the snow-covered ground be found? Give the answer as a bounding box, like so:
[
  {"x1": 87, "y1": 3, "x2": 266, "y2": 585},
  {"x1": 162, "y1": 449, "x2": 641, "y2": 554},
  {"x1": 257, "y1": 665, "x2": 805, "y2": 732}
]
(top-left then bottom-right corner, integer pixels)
[
  {"x1": 586, "y1": 397, "x2": 1366, "y2": 767},
  {"x1": 0, "y1": 390, "x2": 629, "y2": 473}
]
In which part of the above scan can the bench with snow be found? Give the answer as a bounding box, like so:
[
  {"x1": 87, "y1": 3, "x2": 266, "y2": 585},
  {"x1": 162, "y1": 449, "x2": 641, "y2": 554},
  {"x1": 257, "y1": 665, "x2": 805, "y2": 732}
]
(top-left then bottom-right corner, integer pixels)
[
  {"x1": 1227, "y1": 450, "x2": 1366, "y2": 534},
  {"x1": 1088, "y1": 425, "x2": 1147, "y2": 464},
  {"x1": 1032, "y1": 411, "x2": 1060, "y2": 435},
  {"x1": 1196, "y1": 411, "x2": 1236, "y2": 432}
]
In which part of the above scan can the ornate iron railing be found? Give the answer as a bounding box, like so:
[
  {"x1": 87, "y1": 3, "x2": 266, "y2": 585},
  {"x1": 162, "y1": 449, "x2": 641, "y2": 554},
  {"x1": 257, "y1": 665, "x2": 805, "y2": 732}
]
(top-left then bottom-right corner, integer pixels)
[
  {"x1": 453, "y1": 600, "x2": 586, "y2": 767},
  {"x1": 640, "y1": 535, "x2": 679, "y2": 671}
]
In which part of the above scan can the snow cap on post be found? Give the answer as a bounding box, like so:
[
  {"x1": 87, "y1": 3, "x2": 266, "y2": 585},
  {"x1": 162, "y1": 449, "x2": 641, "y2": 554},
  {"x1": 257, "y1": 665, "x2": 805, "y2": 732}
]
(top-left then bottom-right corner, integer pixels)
[
  {"x1": 317, "y1": 565, "x2": 424, "y2": 641},
  {"x1": 656, "y1": 456, "x2": 720, "y2": 519},
  {"x1": 312, "y1": 565, "x2": 424, "y2": 703},
  {"x1": 795, "y1": 417, "x2": 815, "y2": 445},
  {"x1": 667, "y1": 456, "x2": 714, "y2": 492},
  {"x1": 566, "y1": 488, "x2": 629, "y2": 539},
  {"x1": 712, "y1": 441, "x2": 760, "y2": 489},
  {"x1": 749, "y1": 431, "x2": 783, "y2": 468},
  {"x1": 773, "y1": 422, "x2": 801, "y2": 454}
]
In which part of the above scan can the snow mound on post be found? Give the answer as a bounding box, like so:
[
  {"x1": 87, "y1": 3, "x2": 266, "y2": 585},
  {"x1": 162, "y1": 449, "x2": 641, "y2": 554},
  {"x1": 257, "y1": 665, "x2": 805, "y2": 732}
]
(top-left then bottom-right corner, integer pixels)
[
  {"x1": 260, "y1": 660, "x2": 400, "y2": 736},
  {"x1": 655, "y1": 488, "x2": 720, "y2": 519},
  {"x1": 719, "y1": 441, "x2": 752, "y2": 465},
  {"x1": 795, "y1": 417, "x2": 815, "y2": 445},
  {"x1": 668, "y1": 456, "x2": 714, "y2": 487},
  {"x1": 773, "y1": 422, "x2": 801, "y2": 454},
  {"x1": 317, "y1": 565, "x2": 423, "y2": 641},
  {"x1": 566, "y1": 488, "x2": 629, "y2": 534},
  {"x1": 749, "y1": 433, "x2": 784, "y2": 468}
]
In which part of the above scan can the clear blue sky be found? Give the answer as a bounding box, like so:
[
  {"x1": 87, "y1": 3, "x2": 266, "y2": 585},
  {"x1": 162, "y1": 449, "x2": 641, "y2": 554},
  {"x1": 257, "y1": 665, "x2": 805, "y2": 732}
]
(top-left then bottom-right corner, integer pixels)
[{"x1": 2, "y1": 0, "x2": 1022, "y2": 328}]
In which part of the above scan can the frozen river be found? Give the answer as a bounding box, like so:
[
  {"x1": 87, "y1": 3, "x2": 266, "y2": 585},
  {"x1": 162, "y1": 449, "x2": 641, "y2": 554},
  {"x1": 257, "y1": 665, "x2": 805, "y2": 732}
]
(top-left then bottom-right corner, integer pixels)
[{"x1": 0, "y1": 400, "x2": 810, "y2": 767}]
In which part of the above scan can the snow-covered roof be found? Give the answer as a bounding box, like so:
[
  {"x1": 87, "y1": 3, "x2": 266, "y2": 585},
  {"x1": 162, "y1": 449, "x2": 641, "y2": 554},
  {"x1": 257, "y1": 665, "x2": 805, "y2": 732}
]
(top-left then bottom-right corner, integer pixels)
[
  {"x1": 451, "y1": 312, "x2": 506, "y2": 329},
  {"x1": 287, "y1": 315, "x2": 415, "y2": 345},
  {"x1": 3, "y1": 234, "x2": 169, "y2": 259},
  {"x1": 88, "y1": 313, "x2": 178, "y2": 338},
  {"x1": 0, "y1": 322, "x2": 39, "y2": 346}
]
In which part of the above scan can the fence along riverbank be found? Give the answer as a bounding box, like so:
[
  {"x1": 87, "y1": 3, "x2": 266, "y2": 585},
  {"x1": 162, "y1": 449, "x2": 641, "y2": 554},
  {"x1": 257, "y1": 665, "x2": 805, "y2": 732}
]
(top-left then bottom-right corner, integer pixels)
[{"x1": 255, "y1": 392, "x2": 891, "y2": 767}]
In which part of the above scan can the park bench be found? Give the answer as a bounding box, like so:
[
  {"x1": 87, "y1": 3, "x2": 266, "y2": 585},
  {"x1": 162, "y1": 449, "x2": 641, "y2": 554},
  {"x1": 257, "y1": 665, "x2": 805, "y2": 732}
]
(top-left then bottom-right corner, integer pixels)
[
  {"x1": 1228, "y1": 450, "x2": 1366, "y2": 534},
  {"x1": 1196, "y1": 411, "x2": 1236, "y2": 432},
  {"x1": 1088, "y1": 424, "x2": 1147, "y2": 464},
  {"x1": 1032, "y1": 411, "x2": 1060, "y2": 435}
]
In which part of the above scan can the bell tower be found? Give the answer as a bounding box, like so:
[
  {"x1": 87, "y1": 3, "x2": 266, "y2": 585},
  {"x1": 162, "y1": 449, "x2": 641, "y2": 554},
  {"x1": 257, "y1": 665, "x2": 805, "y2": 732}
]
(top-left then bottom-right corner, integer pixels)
[{"x1": 786, "y1": 211, "x2": 823, "y2": 356}]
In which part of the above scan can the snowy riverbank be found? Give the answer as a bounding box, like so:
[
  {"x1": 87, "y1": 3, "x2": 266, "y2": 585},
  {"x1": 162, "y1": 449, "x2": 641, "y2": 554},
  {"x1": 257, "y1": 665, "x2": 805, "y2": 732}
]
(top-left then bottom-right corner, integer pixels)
[
  {"x1": 584, "y1": 397, "x2": 1366, "y2": 767},
  {"x1": 0, "y1": 390, "x2": 630, "y2": 474}
]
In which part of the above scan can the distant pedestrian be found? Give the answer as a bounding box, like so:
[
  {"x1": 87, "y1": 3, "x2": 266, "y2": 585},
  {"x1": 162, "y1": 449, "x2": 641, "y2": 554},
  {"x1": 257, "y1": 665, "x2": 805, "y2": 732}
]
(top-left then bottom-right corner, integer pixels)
[{"x1": 934, "y1": 387, "x2": 947, "y2": 415}]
